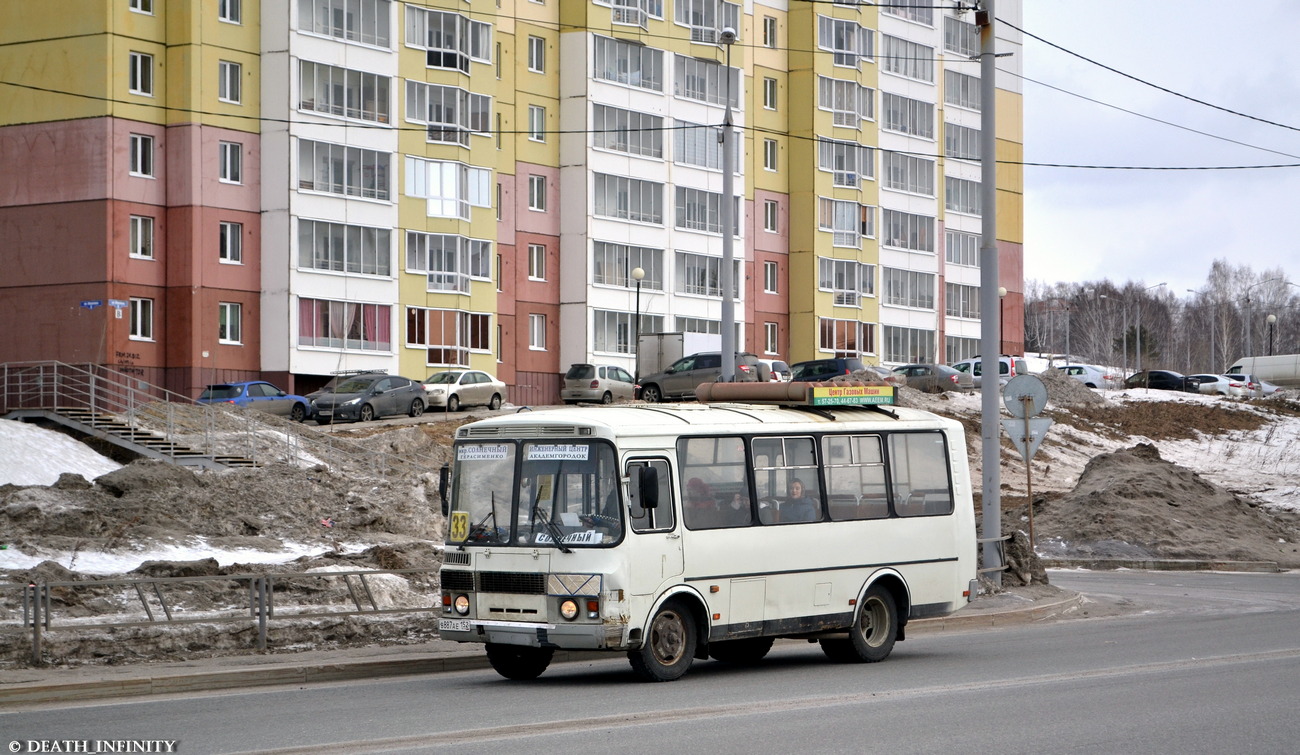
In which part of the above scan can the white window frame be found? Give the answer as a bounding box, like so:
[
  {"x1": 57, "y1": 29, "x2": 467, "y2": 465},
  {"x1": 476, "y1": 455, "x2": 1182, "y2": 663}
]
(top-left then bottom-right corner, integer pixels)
[
  {"x1": 299, "y1": 61, "x2": 391, "y2": 124},
  {"x1": 763, "y1": 139, "x2": 778, "y2": 172},
  {"x1": 764, "y1": 322, "x2": 779, "y2": 355},
  {"x1": 593, "y1": 35, "x2": 663, "y2": 92},
  {"x1": 945, "y1": 282, "x2": 980, "y2": 319},
  {"x1": 594, "y1": 174, "x2": 663, "y2": 225},
  {"x1": 218, "y1": 60, "x2": 241, "y2": 104},
  {"x1": 528, "y1": 243, "x2": 546, "y2": 281},
  {"x1": 405, "y1": 231, "x2": 490, "y2": 293},
  {"x1": 763, "y1": 199, "x2": 779, "y2": 233},
  {"x1": 129, "y1": 134, "x2": 154, "y2": 178},
  {"x1": 218, "y1": 0, "x2": 242, "y2": 24},
  {"x1": 674, "y1": 57, "x2": 740, "y2": 107},
  {"x1": 882, "y1": 267, "x2": 936, "y2": 310},
  {"x1": 819, "y1": 76, "x2": 874, "y2": 128},
  {"x1": 129, "y1": 0, "x2": 153, "y2": 15},
  {"x1": 945, "y1": 176, "x2": 982, "y2": 215},
  {"x1": 763, "y1": 77, "x2": 777, "y2": 110},
  {"x1": 674, "y1": 121, "x2": 738, "y2": 171},
  {"x1": 405, "y1": 6, "x2": 492, "y2": 74},
  {"x1": 817, "y1": 15, "x2": 873, "y2": 68},
  {"x1": 882, "y1": 151, "x2": 935, "y2": 196},
  {"x1": 218, "y1": 302, "x2": 243, "y2": 344},
  {"x1": 675, "y1": 251, "x2": 739, "y2": 299},
  {"x1": 675, "y1": 186, "x2": 738, "y2": 236},
  {"x1": 528, "y1": 104, "x2": 546, "y2": 142},
  {"x1": 763, "y1": 260, "x2": 778, "y2": 294},
  {"x1": 762, "y1": 16, "x2": 777, "y2": 48},
  {"x1": 129, "y1": 52, "x2": 153, "y2": 96},
  {"x1": 593, "y1": 309, "x2": 663, "y2": 354},
  {"x1": 945, "y1": 229, "x2": 980, "y2": 268},
  {"x1": 944, "y1": 70, "x2": 981, "y2": 111},
  {"x1": 219, "y1": 221, "x2": 243, "y2": 264},
  {"x1": 219, "y1": 141, "x2": 242, "y2": 184},
  {"x1": 129, "y1": 297, "x2": 154, "y2": 341},
  {"x1": 528, "y1": 35, "x2": 545, "y2": 72},
  {"x1": 405, "y1": 81, "x2": 489, "y2": 146},
  {"x1": 945, "y1": 122, "x2": 981, "y2": 160},
  {"x1": 818, "y1": 138, "x2": 873, "y2": 186},
  {"x1": 528, "y1": 174, "x2": 546, "y2": 211},
  {"x1": 881, "y1": 34, "x2": 934, "y2": 83},
  {"x1": 300, "y1": 140, "x2": 392, "y2": 201},
  {"x1": 298, "y1": 0, "x2": 391, "y2": 48},
  {"x1": 300, "y1": 219, "x2": 392, "y2": 276},
  {"x1": 674, "y1": 0, "x2": 741, "y2": 44},
  {"x1": 881, "y1": 92, "x2": 934, "y2": 139},
  {"x1": 592, "y1": 241, "x2": 664, "y2": 290},
  {"x1": 819, "y1": 318, "x2": 875, "y2": 357},
  {"x1": 404, "y1": 156, "x2": 491, "y2": 217},
  {"x1": 881, "y1": 208, "x2": 934, "y2": 252},
  {"x1": 592, "y1": 104, "x2": 663, "y2": 158},
  {"x1": 129, "y1": 216, "x2": 154, "y2": 259},
  {"x1": 529, "y1": 313, "x2": 547, "y2": 351}
]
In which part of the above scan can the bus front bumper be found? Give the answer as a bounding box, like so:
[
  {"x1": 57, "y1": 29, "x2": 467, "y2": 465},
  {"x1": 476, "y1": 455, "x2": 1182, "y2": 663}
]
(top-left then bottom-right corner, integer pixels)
[{"x1": 438, "y1": 617, "x2": 626, "y2": 649}]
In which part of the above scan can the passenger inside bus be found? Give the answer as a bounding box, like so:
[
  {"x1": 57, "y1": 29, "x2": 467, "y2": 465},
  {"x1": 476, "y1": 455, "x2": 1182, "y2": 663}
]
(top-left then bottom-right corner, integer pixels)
[
  {"x1": 684, "y1": 477, "x2": 721, "y2": 529},
  {"x1": 781, "y1": 478, "x2": 819, "y2": 523}
]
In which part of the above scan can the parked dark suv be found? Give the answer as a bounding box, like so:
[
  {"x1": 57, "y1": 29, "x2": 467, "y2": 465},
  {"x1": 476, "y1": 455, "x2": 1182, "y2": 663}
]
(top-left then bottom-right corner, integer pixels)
[
  {"x1": 637, "y1": 352, "x2": 769, "y2": 402},
  {"x1": 789, "y1": 357, "x2": 866, "y2": 382},
  {"x1": 1124, "y1": 370, "x2": 1202, "y2": 393},
  {"x1": 312, "y1": 374, "x2": 427, "y2": 424}
]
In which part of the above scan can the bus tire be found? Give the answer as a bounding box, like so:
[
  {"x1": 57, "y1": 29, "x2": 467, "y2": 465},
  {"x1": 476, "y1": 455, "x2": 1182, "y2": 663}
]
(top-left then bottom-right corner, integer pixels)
[
  {"x1": 708, "y1": 637, "x2": 774, "y2": 665},
  {"x1": 628, "y1": 600, "x2": 696, "y2": 682},
  {"x1": 485, "y1": 644, "x2": 554, "y2": 681},
  {"x1": 849, "y1": 584, "x2": 898, "y2": 662}
]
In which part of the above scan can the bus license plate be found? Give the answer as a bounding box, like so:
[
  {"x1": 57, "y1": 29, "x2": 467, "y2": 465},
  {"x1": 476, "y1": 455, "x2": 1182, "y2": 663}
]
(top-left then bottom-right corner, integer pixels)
[{"x1": 439, "y1": 618, "x2": 472, "y2": 633}]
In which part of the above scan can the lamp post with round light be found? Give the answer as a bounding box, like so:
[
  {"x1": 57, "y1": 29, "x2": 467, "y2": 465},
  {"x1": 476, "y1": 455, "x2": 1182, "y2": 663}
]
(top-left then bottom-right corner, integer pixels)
[
  {"x1": 1267, "y1": 313, "x2": 1277, "y2": 356},
  {"x1": 631, "y1": 267, "x2": 645, "y2": 381}
]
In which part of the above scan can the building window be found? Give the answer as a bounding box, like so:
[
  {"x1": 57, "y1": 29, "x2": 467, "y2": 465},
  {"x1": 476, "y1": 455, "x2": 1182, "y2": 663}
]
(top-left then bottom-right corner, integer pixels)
[
  {"x1": 300, "y1": 298, "x2": 393, "y2": 352},
  {"x1": 299, "y1": 61, "x2": 391, "y2": 123},
  {"x1": 819, "y1": 198, "x2": 865, "y2": 248},
  {"x1": 405, "y1": 81, "x2": 489, "y2": 146},
  {"x1": 298, "y1": 0, "x2": 391, "y2": 48},
  {"x1": 945, "y1": 176, "x2": 982, "y2": 215},
  {"x1": 129, "y1": 216, "x2": 154, "y2": 259},
  {"x1": 528, "y1": 243, "x2": 546, "y2": 281},
  {"x1": 762, "y1": 16, "x2": 777, "y2": 48},
  {"x1": 593, "y1": 309, "x2": 663, "y2": 354},
  {"x1": 592, "y1": 241, "x2": 663, "y2": 290},
  {"x1": 593, "y1": 35, "x2": 663, "y2": 92},
  {"x1": 944, "y1": 70, "x2": 981, "y2": 111},
  {"x1": 882, "y1": 151, "x2": 935, "y2": 196},
  {"x1": 945, "y1": 123, "x2": 981, "y2": 160},
  {"x1": 528, "y1": 35, "x2": 545, "y2": 72},
  {"x1": 219, "y1": 141, "x2": 242, "y2": 184},
  {"x1": 129, "y1": 297, "x2": 154, "y2": 341},
  {"x1": 528, "y1": 105, "x2": 546, "y2": 142},
  {"x1": 129, "y1": 52, "x2": 153, "y2": 96},
  {"x1": 818, "y1": 138, "x2": 874, "y2": 186},
  {"x1": 881, "y1": 92, "x2": 934, "y2": 139},
  {"x1": 944, "y1": 16, "x2": 979, "y2": 57},
  {"x1": 406, "y1": 307, "x2": 489, "y2": 366},
  {"x1": 817, "y1": 15, "x2": 872, "y2": 68},
  {"x1": 819, "y1": 257, "x2": 873, "y2": 307},
  {"x1": 945, "y1": 283, "x2": 980, "y2": 319},
  {"x1": 219, "y1": 0, "x2": 242, "y2": 23},
  {"x1": 763, "y1": 77, "x2": 777, "y2": 109},
  {"x1": 819, "y1": 318, "x2": 874, "y2": 357},
  {"x1": 674, "y1": 0, "x2": 741, "y2": 43},
  {"x1": 881, "y1": 208, "x2": 934, "y2": 252},
  {"x1": 946, "y1": 335, "x2": 980, "y2": 364},
  {"x1": 130, "y1": 0, "x2": 153, "y2": 13},
  {"x1": 218, "y1": 302, "x2": 243, "y2": 344},
  {"x1": 219, "y1": 221, "x2": 243, "y2": 263},
  {"x1": 674, "y1": 56, "x2": 739, "y2": 107},
  {"x1": 405, "y1": 231, "x2": 490, "y2": 293},
  {"x1": 818, "y1": 76, "x2": 873, "y2": 127},
  {"x1": 405, "y1": 6, "x2": 492, "y2": 73},
  {"x1": 883, "y1": 325, "x2": 935, "y2": 364},
  {"x1": 675, "y1": 186, "x2": 739, "y2": 235},
  {"x1": 300, "y1": 219, "x2": 392, "y2": 276},
  {"x1": 529, "y1": 313, "x2": 546, "y2": 350},
  {"x1": 763, "y1": 199, "x2": 779, "y2": 233},
  {"x1": 675, "y1": 121, "x2": 738, "y2": 170},
  {"x1": 592, "y1": 104, "x2": 663, "y2": 158},
  {"x1": 528, "y1": 174, "x2": 546, "y2": 211},
  {"x1": 882, "y1": 267, "x2": 936, "y2": 310},
  {"x1": 594, "y1": 174, "x2": 663, "y2": 224},
  {"x1": 675, "y1": 251, "x2": 739, "y2": 298},
  {"x1": 761, "y1": 139, "x2": 777, "y2": 172},
  {"x1": 764, "y1": 322, "x2": 778, "y2": 355},
  {"x1": 880, "y1": 0, "x2": 933, "y2": 25},
  {"x1": 405, "y1": 156, "x2": 491, "y2": 217},
  {"x1": 218, "y1": 60, "x2": 241, "y2": 104},
  {"x1": 945, "y1": 229, "x2": 980, "y2": 267},
  {"x1": 129, "y1": 134, "x2": 154, "y2": 177},
  {"x1": 881, "y1": 35, "x2": 934, "y2": 83},
  {"x1": 299, "y1": 139, "x2": 390, "y2": 200},
  {"x1": 763, "y1": 260, "x2": 778, "y2": 293}
]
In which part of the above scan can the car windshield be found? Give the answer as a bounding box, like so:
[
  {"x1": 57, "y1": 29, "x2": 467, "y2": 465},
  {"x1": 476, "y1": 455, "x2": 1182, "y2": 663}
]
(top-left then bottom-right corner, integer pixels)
[
  {"x1": 566, "y1": 365, "x2": 595, "y2": 379},
  {"x1": 334, "y1": 377, "x2": 377, "y2": 393},
  {"x1": 425, "y1": 372, "x2": 462, "y2": 385},
  {"x1": 448, "y1": 441, "x2": 622, "y2": 549},
  {"x1": 200, "y1": 386, "x2": 240, "y2": 400}
]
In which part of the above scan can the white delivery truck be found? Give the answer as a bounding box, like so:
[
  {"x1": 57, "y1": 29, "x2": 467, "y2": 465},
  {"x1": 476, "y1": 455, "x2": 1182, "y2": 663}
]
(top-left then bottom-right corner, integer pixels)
[{"x1": 1224, "y1": 354, "x2": 1300, "y2": 389}]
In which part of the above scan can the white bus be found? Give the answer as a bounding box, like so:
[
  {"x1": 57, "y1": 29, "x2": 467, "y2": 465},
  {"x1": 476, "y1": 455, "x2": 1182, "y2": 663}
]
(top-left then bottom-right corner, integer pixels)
[{"x1": 436, "y1": 384, "x2": 977, "y2": 681}]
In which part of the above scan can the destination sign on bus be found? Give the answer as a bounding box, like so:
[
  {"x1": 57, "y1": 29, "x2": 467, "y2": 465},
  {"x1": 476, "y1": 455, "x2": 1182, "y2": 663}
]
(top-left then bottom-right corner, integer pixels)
[
  {"x1": 807, "y1": 384, "x2": 896, "y2": 406},
  {"x1": 526, "y1": 444, "x2": 590, "y2": 461},
  {"x1": 457, "y1": 444, "x2": 510, "y2": 461}
]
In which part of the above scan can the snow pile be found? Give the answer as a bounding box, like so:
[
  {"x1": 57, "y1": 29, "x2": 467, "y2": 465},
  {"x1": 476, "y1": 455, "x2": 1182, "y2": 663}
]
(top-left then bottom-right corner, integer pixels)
[{"x1": 0, "y1": 420, "x2": 121, "y2": 486}]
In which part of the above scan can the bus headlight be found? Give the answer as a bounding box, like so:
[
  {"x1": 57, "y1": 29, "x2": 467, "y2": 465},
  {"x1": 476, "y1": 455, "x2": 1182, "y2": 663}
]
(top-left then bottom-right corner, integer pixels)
[
  {"x1": 559, "y1": 599, "x2": 579, "y2": 621},
  {"x1": 453, "y1": 594, "x2": 471, "y2": 616}
]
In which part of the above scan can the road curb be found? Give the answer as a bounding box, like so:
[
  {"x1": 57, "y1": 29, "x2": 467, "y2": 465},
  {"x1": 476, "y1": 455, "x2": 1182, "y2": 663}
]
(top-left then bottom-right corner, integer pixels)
[{"x1": 1041, "y1": 558, "x2": 1281, "y2": 573}]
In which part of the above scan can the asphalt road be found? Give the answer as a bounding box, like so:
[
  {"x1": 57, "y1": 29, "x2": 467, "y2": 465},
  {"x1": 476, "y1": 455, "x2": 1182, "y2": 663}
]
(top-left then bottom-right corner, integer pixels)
[{"x1": 4, "y1": 571, "x2": 1298, "y2": 755}]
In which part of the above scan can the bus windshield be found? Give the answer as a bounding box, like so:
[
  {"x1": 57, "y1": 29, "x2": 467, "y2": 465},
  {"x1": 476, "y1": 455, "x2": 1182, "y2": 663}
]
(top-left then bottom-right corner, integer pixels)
[{"x1": 448, "y1": 441, "x2": 622, "y2": 548}]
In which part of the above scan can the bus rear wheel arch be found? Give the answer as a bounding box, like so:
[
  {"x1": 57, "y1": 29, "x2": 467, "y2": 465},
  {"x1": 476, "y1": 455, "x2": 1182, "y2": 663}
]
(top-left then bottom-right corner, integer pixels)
[
  {"x1": 820, "y1": 583, "x2": 899, "y2": 663},
  {"x1": 628, "y1": 598, "x2": 697, "y2": 681}
]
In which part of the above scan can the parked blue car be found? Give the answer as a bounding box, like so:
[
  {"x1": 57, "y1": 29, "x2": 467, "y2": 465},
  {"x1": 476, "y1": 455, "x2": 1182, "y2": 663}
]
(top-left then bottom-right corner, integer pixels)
[{"x1": 197, "y1": 381, "x2": 312, "y2": 422}]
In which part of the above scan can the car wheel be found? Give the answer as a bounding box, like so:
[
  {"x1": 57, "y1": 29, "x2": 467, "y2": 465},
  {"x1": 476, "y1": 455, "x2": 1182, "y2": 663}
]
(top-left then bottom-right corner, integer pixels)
[
  {"x1": 289, "y1": 403, "x2": 306, "y2": 422},
  {"x1": 359, "y1": 404, "x2": 375, "y2": 422},
  {"x1": 409, "y1": 399, "x2": 425, "y2": 418},
  {"x1": 1085, "y1": 383, "x2": 1097, "y2": 389},
  {"x1": 641, "y1": 384, "x2": 662, "y2": 403},
  {"x1": 489, "y1": 394, "x2": 502, "y2": 410},
  {"x1": 601, "y1": 391, "x2": 613, "y2": 405},
  {"x1": 447, "y1": 395, "x2": 461, "y2": 412}
]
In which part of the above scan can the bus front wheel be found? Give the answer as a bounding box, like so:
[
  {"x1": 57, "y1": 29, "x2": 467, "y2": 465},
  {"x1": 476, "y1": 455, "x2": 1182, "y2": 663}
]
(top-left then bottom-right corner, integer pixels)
[
  {"x1": 629, "y1": 600, "x2": 696, "y2": 682},
  {"x1": 485, "y1": 643, "x2": 554, "y2": 681},
  {"x1": 822, "y1": 584, "x2": 898, "y2": 663}
]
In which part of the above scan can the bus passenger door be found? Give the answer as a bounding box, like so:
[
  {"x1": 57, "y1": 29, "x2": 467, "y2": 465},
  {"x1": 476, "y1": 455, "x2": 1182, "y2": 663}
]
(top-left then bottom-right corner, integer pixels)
[{"x1": 625, "y1": 459, "x2": 684, "y2": 595}]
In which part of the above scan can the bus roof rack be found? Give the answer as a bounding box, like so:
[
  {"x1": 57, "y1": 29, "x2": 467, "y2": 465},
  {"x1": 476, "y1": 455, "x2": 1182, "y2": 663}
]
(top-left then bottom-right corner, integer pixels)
[{"x1": 695, "y1": 381, "x2": 895, "y2": 408}]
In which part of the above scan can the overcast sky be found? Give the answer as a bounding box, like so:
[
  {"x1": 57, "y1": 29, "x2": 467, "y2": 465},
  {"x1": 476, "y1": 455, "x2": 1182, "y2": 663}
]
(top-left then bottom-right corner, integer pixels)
[{"x1": 1018, "y1": 1, "x2": 1300, "y2": 298}]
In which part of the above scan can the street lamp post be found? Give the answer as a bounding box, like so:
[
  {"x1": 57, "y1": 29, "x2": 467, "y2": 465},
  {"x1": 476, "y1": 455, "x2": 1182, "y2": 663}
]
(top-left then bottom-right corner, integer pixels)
[
  {"x1": 1244, "y1": 277, "x2": 1283, "y2": 357},
  {"x1": 1267, "y1": 313, "x2": 1277, "y2": 356},
  {"x1": 632, "y1": 267, "x2": 645, "y2": 380},
  {"x1": 718, "y1": 27, "x2": 737, "y2": 383},
  {"x1": 997, "y1": 287, "x2": 1007, "y2": 354},
  {"x1": 1135, "y1": 282, "x2": 1166, "y2": 374}
]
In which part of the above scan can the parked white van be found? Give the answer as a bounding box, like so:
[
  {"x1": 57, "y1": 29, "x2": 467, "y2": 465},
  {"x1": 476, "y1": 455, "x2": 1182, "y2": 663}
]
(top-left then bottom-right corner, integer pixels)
[{"x1": 1224, "y1": 354, "x2": 1300, "y2": 389}]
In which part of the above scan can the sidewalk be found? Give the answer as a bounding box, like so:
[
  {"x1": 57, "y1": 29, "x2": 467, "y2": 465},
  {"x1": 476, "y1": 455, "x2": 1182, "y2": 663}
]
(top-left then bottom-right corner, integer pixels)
[{"x1": 0, "y1": 586, "x2": 1084, "y2": 706}]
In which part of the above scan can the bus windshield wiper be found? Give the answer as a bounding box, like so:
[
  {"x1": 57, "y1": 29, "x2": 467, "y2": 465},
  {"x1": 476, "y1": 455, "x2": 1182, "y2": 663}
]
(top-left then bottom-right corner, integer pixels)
[
  {"x1": 532, "y1": 505, "x2": 572, "y2": 554},
  {"x1": 459, "y1": 492, "x2": 499, "y2": 550}
]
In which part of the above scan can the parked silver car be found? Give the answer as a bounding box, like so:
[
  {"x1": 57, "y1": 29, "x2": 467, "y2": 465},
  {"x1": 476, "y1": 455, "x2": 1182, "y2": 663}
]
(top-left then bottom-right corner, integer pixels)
[
  {"x1": 1189, "y1": 374, "x2": 1246, "y2": 397},
  {"x1": 951, "y1": 355, "x2": 1029, "y2": 388},
  {"x1": 312, "y1": 374, "x2": 426, "y2": 424},
  {"x1": 422, "y1": 370, "x2": 508, "y2": 411},
  {"x1": 562, "y1": 363, "x2": 636, "y2": 404},
  {"x1": 1057, "y1": 364, "x2": 1120, "y2": 390}
]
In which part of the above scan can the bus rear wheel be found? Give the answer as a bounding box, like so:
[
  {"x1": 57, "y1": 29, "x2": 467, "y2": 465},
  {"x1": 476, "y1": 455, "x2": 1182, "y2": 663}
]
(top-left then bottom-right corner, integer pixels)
[
  {"x1": 708, "y1": 637, "x2": 774, "y2": 665},
  {"x1": 823, "y1": 584, "x2": 898, "y2": 663},
  {"x1": 485, "y1": 644, "x2": 554, "y2": 681},
  {"x1": 629, "y1": 600, "x2": 696, "y2": 682}
]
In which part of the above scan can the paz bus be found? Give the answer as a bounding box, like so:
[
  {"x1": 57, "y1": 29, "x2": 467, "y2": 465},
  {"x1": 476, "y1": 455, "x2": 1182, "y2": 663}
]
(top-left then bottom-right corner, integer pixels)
[{"x1": 436, "y1": 382, "x2": 977, "y2": 681}]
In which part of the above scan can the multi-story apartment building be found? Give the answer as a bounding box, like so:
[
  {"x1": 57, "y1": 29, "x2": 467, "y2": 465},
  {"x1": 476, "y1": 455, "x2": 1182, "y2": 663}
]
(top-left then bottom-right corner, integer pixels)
[{"x1": 0, "y1": 0, "x2": 1023, "y2": 402}]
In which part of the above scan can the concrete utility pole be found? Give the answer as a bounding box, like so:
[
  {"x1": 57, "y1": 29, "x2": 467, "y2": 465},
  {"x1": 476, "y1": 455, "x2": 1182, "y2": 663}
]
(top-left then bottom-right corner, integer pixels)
[
  {"x1": 719, "y1": 27, "x2": 738, "y2": 383},
  {"x1": 976, "y1": 1, "x2": 1002, "y2": 587}
]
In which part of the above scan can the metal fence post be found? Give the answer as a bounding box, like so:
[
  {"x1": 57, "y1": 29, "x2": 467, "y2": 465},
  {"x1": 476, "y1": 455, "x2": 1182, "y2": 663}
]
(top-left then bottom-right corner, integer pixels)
[
  {"x1": 30, "y1": 582, "x2": 43, "y2": 666},
  {"x1": 257, "y1": 577, "x2": 268, "y2": 651}
]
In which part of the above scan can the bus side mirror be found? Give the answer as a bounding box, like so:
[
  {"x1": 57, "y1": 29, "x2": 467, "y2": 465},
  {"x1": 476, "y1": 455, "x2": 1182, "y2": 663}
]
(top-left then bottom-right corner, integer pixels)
[
  {"x1": 638, "y1": 466, "x2": 659, "y2": 509},
  {"x1": 438, "y1": 463, "x2": 450, "y2": 516}
]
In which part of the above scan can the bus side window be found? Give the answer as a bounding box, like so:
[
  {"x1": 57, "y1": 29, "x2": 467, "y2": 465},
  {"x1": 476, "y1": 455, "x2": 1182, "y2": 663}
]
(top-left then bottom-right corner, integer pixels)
[
  {"x1": 823, "y1": 435, "x2": 888, "y2": 521},
  {"x1": 628, "y1": 459, "x2": 674, "y2": 533},
  {"x1": 888, "y1": 432, "x2": 954, "y2": 517}
]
